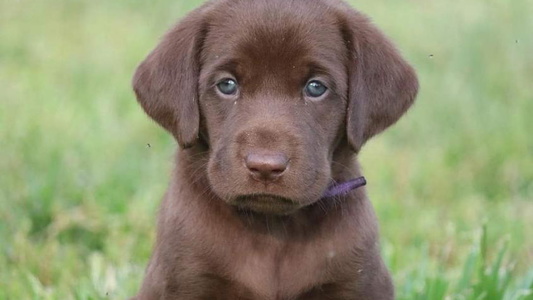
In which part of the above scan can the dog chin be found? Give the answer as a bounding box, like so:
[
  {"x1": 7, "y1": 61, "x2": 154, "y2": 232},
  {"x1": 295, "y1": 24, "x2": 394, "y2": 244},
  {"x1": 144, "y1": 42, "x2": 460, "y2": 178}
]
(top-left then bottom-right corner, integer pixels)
[{"x1": 230, "y1": 194, "x2": 303, "y2": 215}]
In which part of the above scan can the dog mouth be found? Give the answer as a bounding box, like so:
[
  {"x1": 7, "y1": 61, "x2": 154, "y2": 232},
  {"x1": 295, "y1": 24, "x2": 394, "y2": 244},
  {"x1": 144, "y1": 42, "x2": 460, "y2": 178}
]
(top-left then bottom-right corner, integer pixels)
[{"x1": 232, "y1": 194, "x2": 301, "y2": 215}]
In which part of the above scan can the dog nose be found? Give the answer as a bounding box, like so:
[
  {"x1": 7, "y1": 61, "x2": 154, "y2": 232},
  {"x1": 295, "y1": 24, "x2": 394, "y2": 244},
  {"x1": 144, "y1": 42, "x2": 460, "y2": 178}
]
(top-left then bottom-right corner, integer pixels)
[{"x1": 245, "y1": 152, "x2": 289, "y2": 182}]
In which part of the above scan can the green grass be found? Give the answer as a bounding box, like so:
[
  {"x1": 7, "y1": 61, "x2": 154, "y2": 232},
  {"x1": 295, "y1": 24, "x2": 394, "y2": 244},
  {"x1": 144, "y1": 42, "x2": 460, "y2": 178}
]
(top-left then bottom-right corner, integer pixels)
[{"x1": 1, "y1": 0, "x2": 532, "y2": 299}]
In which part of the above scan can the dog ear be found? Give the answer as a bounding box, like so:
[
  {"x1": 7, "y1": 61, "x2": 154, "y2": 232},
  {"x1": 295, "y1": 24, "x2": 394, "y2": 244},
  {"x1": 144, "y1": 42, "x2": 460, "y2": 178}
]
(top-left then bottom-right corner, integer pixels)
[
  {"x1": 132, "y1": 7, "x2": 211, "y2": 148},
  {"x1": 339, "y1": 10, "x2": 418, "y2": 152}
]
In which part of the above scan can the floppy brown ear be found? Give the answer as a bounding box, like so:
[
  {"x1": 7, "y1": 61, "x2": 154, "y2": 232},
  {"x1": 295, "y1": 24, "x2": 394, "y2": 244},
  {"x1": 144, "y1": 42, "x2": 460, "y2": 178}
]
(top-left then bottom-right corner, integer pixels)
[
  {"x1": 339, "y1": 9, "x2": 419, "y2": 152},
  {"x1": 132, "y1": 7, "x2": 211, "y2": 148}
]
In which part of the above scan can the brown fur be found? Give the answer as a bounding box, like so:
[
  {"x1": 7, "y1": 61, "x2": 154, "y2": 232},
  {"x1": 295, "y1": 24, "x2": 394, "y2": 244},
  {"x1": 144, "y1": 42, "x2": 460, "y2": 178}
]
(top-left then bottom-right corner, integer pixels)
[{"x1": 131, "y1": 0, "x2": 418, "y2": 299}]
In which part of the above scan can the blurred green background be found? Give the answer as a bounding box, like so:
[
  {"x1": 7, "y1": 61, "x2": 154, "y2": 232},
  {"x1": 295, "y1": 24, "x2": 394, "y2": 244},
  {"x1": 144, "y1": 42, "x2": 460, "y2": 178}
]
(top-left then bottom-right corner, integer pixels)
[{"x1": 1, "y1": 0, "x2": 532, "y2": 299}]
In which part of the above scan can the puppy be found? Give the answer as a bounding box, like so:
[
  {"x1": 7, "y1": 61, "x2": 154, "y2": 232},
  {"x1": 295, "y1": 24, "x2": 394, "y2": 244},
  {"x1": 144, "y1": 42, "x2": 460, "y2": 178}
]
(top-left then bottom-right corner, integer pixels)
[{"x1": 132, "y1": 0, "x2": 418, "y2": 299}]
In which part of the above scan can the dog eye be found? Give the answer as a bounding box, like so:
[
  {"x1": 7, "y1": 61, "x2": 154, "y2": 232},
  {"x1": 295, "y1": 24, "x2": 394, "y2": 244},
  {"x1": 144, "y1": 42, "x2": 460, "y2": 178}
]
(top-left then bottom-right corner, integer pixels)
[
  {"x1": 217, "y1": 78, "x2": 238, "y2": 95},
  {"x1": 304, "y1": 80, "x2": 328, "y2": 98}
]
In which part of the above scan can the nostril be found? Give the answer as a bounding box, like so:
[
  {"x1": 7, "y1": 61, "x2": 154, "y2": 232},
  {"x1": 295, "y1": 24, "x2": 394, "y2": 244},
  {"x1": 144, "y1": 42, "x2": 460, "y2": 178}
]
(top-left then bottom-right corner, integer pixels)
[{"x1": 271, "y1": 168, "x2": 285, "y2": 175}]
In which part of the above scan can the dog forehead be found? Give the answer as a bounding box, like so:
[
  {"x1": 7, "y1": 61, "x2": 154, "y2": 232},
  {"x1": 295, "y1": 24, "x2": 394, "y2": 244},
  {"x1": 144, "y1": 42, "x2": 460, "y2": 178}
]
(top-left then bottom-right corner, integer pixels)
[{"x1": 201, "y1": 0, "x2": 346, "y2": 81}]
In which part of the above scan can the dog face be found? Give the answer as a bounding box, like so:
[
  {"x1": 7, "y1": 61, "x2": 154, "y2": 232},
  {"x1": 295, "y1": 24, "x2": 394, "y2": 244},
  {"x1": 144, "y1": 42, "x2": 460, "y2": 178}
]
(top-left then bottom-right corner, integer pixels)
[
  {"x1": 133, "y1": 0, "x2": 418, "y2": 215},
  {"x1": 199, "y1": 2, "x2": 349, "y2": 214}
]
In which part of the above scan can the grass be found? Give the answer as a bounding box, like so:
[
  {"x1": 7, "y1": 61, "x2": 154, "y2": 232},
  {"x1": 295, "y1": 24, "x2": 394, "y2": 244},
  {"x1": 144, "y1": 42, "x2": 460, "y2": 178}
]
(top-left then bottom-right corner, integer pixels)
[{"x1": 1, "y1": 0, "x2": 532, "y2": 299}]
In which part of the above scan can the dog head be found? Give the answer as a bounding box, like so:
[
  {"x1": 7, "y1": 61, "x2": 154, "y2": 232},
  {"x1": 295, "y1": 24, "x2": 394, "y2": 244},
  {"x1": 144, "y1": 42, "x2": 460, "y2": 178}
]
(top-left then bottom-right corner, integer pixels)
[{"x1": 133, "y1": 0, "x2": 418, "y2": 215}]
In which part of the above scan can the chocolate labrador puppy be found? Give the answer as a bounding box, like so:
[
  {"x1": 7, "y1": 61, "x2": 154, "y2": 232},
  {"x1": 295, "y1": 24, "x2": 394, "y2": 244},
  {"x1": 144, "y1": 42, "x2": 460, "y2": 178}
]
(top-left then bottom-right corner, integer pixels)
[{"x1": 131, "y1": 0, "x2": 418, "y2": 299}]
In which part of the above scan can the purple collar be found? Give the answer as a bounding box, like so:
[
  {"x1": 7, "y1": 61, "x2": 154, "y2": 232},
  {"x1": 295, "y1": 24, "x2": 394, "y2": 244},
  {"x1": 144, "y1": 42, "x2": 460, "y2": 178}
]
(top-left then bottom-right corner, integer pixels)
[{"x1": 322, "y1": 176, "x2": 367, "y2": 198}]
